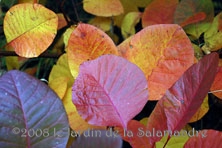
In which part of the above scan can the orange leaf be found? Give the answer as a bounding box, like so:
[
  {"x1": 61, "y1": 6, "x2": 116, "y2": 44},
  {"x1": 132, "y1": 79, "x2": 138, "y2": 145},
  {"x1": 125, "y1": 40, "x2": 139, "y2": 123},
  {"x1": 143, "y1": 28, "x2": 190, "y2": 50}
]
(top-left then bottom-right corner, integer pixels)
[
  {"x1": 3, "y1": 3, "x2": 58, "y2": 57},
  {"x1": 210, "y1": 66, "x2": 222, "y2": 99},
  {"x1": 118, "y1": 24, "x2": 194, "y2": 100},
  {"x1": 83, "y1": 0, "x2": 123, "y2": 17},
  {"x1": 142, "y1": 0, "x2": 178, "y2": 28},
  {"x1": 67, "y1": 23, "x2": 118, "y2": 78},
  {"x1": 57, "y1": 13, "x2": 68, "y2": 30}
]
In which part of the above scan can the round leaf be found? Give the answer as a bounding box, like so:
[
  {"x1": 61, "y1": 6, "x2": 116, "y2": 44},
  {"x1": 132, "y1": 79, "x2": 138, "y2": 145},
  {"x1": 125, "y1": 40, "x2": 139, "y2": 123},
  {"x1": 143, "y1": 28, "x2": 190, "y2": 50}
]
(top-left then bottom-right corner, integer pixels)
[
  {"x1": 118, "y1": 24, "x2": 194, "y2": 100},
  {"x1": 3, "y1": 3, "x2": 58, "y2": 57},
  {"x1": 83, "y1": 0, "x2": 124, "y2": 17},
  {"x1": 0, "y1": 70, "x2": 69, "y2": 147},
  {"x1": 72, "y1": 55, "x2": 148, "y2": 128}
]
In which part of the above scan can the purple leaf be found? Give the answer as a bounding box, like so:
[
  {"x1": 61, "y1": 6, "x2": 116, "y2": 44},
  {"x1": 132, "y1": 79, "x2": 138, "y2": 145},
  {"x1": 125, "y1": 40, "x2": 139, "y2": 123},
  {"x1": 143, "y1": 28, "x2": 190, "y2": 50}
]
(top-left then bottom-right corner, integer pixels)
[
  {"x1": 0, "y1": 70, "x2": 69, "y2": 148},
  {"x1": 72, "y1": 55, "x2": 148, "y2": 128},
  {"x1": 70, "y1": 129, "x2": 122, "y2": 148}
]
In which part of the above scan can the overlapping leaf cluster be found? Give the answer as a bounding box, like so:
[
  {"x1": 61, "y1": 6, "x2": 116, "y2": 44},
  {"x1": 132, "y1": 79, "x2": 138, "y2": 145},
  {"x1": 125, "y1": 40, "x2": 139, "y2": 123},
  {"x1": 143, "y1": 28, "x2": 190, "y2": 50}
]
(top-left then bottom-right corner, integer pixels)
[{"x1": 0, "y1": 0, "x2": 222, "y2": 147}]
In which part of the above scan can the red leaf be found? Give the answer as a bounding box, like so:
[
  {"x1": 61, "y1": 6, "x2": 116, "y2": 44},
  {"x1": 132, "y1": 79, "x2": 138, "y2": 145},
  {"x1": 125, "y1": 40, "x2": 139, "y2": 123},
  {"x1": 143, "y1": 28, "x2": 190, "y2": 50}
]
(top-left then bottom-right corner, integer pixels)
[
  {"x1": 146, "y1": 53, "x2": 219, "y2": 145},
  {"x1": 142, "y1": 0, "x2": 178, "y2": 27},
  {"x1": 116, "y1": 120, "x2": 152, "y2": 148},
  {"x1": 179, "y1": 12, "x2": 206, "y2": 27},
  {"x1": 72, "y1": 55, "x2": 148, "y2": 128},
  {"x1": 210, "y1": 66, "x2": 222, "y2": 99},
  {"x1": 184, "y1": 130, "x2": 222, "y2": 148}
]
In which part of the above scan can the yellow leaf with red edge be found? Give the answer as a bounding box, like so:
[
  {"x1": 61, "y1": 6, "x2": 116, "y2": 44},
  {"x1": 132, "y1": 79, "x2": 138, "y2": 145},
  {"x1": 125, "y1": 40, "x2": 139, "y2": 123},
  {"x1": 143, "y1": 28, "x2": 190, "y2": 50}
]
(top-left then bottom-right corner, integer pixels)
[
  {"x1": 189, "y1": 96, "x2": 209, "y2": 123},
  {"x1": 121, "y1": 12, "x2": 142, "y2": 39},
  {"x1": 83, "y1": 0, "x2": 123, "y2": 17},
  {"x1": 63, "y1": 87, "x2": 105, "y2": 133},
  {"x1": 67, "y1": 23, "x2": 118, "y2": 78},
  {"x1": 49, "y1": 54, "x2": 74, "y2": 90},
  {"x1": 118, "y1": 24, "x2": 194, "y2": 100},
  {"x1": 88, "y1": 17, "x2": 111, "y2": 32},
  {"x1": 142, "y1": 0, "x2": 178, "y2": 28},
  {"x1": 211, "y1": 66, "x2": 222, "y2": 99},
  {"x1": 3, "y1": 3, "x2": 58, "y2": 57},
  {"x1": 203, "y1": 12, "x2": 222, "y2": 52}
]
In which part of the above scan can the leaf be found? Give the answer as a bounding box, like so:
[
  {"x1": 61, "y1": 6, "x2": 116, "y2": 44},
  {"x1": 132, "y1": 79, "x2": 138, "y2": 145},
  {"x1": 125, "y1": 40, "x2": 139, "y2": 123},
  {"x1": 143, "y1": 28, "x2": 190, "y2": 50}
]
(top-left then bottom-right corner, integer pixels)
[
  {"x1": 142, "y1": 0, "x2": 178, "y2": 28},
  {"x1": 0, "y1": 70, "x2": 69, "y2": 147},
  {"x1": 83, "y1": 0, "x2": 123, "y2": 17},
  {"x1": 177, "y1": 0, "x2": 214, "y2": 38},
  {"x1": 63, "y1": 25, "x2": 76, "y2": 49},
  {"x1": 202, "y1": 12, "x2": 222, "y2": 52},
  {"x1": 57, "y1": 13, "x2": 68, "y2": 30},
  {"x1": 70, "y1": 130, "x2": 122, "y2": 148},
  {"x1": 146, "y1": 53, "x2": 219, "y2": 145},
  {"x1": 63, "y1": 87, "x2": 105, "y2": 133},
  {"x1": 72, "y1": 55, "x2": 148, "y2": 128},
  {"x1": 67, "y1": 23, "x2": 118, "y2": 78},
  {"x1": 184, "y1": 130, "x2": 222, "y2": 148},
  {"x1": 155, "y1": 129, "x2": 189, "y2": 148},
  {"x1": 3, "y1": 3, "x2": 58, "y2": 58},
  {"x1": 49, "y1": 54, "x2": 74, "y2": 89},
  {"x1": 88, "y1": 17, "x2": 112, "y2": 32},
  {"x1": 118, "y1": 24, "x2": 194, "y2": 100},
  {"x1": 121, "y1": 12, "x2": 142, "y2": 39},
  {"x1": 210, "y1": 66, "x2": 222, "y2": 99},
  {"x1": 189, "y1": 96, "x2": 209, "y2": 122},
  {"x1": 179, "y1": 12, "x2": 206, "y2": 27},
  {"x1": 115, "y1": 120, "x2": 152, "y2": 148}
]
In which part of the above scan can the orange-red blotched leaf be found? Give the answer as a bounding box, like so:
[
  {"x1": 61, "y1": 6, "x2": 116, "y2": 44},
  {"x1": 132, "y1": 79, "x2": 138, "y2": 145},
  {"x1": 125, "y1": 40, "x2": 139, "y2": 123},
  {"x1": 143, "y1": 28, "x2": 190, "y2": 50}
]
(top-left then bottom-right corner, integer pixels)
[
  {"x1": 72, "y1": 55, "x2": 148, "y2": 128},
  {"x1": 3, "y1": 3, "x2": 58, "y2": 57},
  {"x1": 142, "y1": 0, "x2": 178, "y2": 28},
  {"x1": 118, "y1": 24, "x2": 194, "y2": 100},
  {"x1": 67, "y1": 23, "x2": 118, "y2": 78},
  {"x1": 83, "y1": 0, "x2": 123, "y2": 17},
  {"x1": 146, "y1": 53, "x2": 219, "y2": 145},
  {"x1": 184, "y1": 130, "x2": 222, "y2": 148}
]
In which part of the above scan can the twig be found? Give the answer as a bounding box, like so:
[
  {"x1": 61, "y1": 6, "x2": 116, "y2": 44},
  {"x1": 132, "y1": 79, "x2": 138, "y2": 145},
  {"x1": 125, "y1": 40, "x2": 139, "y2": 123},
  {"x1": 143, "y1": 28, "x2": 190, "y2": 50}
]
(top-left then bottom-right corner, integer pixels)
[{"x1": 0, "y1": 51, "x2": 62, "y2": 58}]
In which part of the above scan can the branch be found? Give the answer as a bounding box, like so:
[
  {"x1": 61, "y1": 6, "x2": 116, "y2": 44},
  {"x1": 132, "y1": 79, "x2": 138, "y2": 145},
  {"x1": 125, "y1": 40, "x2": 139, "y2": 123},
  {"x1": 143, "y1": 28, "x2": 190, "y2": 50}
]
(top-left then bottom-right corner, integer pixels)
[{"x1": 0, "y1": 51, "x2": 62, "y2": 58}]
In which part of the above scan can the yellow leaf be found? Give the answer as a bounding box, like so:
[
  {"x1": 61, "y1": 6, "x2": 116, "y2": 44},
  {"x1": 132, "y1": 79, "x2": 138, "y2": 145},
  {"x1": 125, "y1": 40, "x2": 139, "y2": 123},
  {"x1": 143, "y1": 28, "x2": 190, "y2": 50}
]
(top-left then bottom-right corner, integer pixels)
[
  {"x1": 156, "y1": 129, "x2": 190, "y2": 148},
  {"x1": 203, "y1": 12, "x2": 222, "y2": 51},
  {"x1": 48, "y1": 77, "x2": 69, "y2": 99},
  {"x1": 63, "y1": 87, "x2": 105, "y2": 133},
  {"x1": 49, "y1": 53, "x2": 74, "y2": 88},
  {"x1": 83, "y1": 0, "x2": 124, "y2": 17},
  {"x1": 63, "y1": 25, "x2": 76, "y2": 49},
  {"x1": 121, "y1": 12, "x2": 142, "y2": 39},
  {"x1": 189, "y1": 96, "x2": 209, "y2": 123},
  {"x1": 88, "y1": 16, "x2": 111, "y2": 32},
  {"x1": 3, "y1": 3, "x2": 58, "y2": 57},
  {"x1": 5, "y1": 56, "x2": 19, "y2": 70},
  {"x1": 140, "y1": 117, "x2": 148, "y2": 126}
]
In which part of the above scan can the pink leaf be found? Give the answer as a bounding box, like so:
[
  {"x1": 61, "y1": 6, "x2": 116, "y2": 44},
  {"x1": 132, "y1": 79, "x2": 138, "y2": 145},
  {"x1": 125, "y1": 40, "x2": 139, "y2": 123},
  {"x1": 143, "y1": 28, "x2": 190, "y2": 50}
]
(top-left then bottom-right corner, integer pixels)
[
  {"x1": 72, "y1": 55, "x2": 148, "y2": 128},
  {"x1": 184, "y1": 130, "x2": 222, "y2": 148},
  {"x1": 146, "y1": 53, "x2": 219, "y2": 145}
]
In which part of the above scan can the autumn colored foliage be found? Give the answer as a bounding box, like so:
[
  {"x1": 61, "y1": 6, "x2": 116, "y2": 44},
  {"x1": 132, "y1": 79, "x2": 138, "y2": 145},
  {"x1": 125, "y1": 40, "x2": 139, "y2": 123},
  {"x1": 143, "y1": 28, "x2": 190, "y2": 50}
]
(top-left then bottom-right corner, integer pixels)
[{"x1": 0, "y1": 0, "x2": 222, "y2": 148}]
